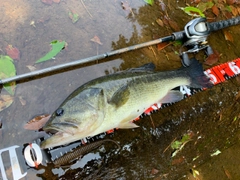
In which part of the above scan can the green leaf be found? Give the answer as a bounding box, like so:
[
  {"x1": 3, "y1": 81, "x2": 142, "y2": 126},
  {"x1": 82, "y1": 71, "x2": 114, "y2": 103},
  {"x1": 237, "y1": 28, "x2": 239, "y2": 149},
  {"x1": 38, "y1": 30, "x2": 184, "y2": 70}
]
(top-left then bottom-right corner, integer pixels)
[
  {"x1": 68, "y1": 11, "x2": 79, "y2": 23},
  {"x1": 35, "y1": 40, "x2": 66, "y2": 63},
  {"x1": 197, "y1": 2, "x2": 214, "y2": 12},
  {"x1": 180, "y1": 6, "x2": 205, "y2": 17},
  {"x1": 144, "y1": 0, "x2": 154, "y2": 6},
  {"x1": 0, "y1": 55, "x2": 16, "y2": 95}
]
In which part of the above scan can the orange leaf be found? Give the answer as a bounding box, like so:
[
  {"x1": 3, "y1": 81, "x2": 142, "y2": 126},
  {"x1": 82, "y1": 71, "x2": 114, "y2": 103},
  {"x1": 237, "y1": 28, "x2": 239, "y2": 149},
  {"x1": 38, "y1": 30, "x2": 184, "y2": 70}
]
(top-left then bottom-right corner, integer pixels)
[
  {"x1": 156, "y1": 19, "x2": 164, "y2": 27},
  {"x1": 230, "y1": 5, "x2": 238, "y2": 16},
  {"x1": 223, "y1": 29, "x2": 234, "y2": 42},
  {"x1": 90, "y1": 35, "x2": 103, "y2": 45},
  {"x1": 157, "y1": 42, "x2": 170, "y2": 51},
  {"x1": 24, "y1": 114, "x2": 51, "y2": 130},
  {"x1": 204, "y1": 49, "x2": 220, "y2": 66},
  {"x1": 212, "y1": 5, "x2": 219, "y2": 16}
]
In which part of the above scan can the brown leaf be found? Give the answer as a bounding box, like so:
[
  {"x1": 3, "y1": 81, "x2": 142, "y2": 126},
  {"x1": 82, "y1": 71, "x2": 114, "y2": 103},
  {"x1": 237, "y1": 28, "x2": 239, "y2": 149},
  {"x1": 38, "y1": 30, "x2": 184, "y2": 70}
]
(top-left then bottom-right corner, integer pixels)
[
  {"x1": 212, "y1": 5, "x2": 219, "y2": 16},
  {"x1": 5, "y1": 45, "x2": 20, "y2": 60},
  {"x1": 24, "y1": 114, "x2": 51, "y2": 130},
  {"x1": 237, "y1": 7, "x2": 240, "y2": 15},
  {"x1": 230, "y1": 5, "x2": 238, "y2": 16},
  {"x1": 226, "y1": 0, "x2": 236, "y2": 5},
  {"x1": 26, "y1": 65, "x2": 37, "y2": 72},
  {"x1": 168, "y1": 19, "x2": 180, "y2": 32},
  {"x1": 171, "y1": 156, "x2": 185, "y2": 165},
  {"x1": 0, "y1": 95, "x2": 14, "y2": 112},
  {"x1": 204, "y1": 49, "x2": 220, "y2": 65},
  {"x1": 151, "y1": 168, "x2": 159, "y2": 175},
  {"x1": 90, "y1": 36, "x2": 103, "y2": 45},
  {"x1": 156, "y1": 19, "x2": 164, "y2": 27},
  {"x1": 157, "y1": 42, "x2": 170, "y2": 51},
  {"x1": 223, "y1": 29, "x2": 234, "y2": 42}
]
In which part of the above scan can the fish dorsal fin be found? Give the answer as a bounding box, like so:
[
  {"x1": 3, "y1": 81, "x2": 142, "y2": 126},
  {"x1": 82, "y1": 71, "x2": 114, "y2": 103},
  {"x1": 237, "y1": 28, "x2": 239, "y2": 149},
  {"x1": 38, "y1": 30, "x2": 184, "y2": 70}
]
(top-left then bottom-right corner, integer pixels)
[
  {"x1": 109, "y1": 84, "x2": 130, "y2": 108},
  {"x1": 126, "y1": 63, "x2": 155, "y2": 72},
  {"x1": 160, "y1": 90, "x2": 184, "y2": 103}
]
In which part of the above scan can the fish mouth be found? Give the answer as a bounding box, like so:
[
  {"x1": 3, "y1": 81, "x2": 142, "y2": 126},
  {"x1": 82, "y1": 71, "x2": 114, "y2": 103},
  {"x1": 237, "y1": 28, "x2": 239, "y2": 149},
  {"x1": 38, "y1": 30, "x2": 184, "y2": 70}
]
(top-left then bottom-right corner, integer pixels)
[
  {"x1": 40, "y1": 131, "x2": 73, "y2": 149},
  {"x1": 43, "y1": 122, "x2": 79, "y2": 135}
]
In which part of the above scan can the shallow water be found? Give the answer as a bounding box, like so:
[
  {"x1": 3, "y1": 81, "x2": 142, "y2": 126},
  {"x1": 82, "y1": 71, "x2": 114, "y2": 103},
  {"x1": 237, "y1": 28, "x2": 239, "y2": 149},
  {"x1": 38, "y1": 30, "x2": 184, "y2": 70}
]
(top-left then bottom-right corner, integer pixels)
[{"x1": 0, "y1": 0, "x2": 240, "y2": 179}]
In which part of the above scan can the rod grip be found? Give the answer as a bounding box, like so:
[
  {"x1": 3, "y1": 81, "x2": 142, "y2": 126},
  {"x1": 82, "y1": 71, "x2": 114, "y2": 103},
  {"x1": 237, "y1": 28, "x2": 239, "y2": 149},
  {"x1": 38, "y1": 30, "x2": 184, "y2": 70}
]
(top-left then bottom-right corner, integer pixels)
[{"x1": 209, "y1": 16, "x2": 240, "y2": 32}]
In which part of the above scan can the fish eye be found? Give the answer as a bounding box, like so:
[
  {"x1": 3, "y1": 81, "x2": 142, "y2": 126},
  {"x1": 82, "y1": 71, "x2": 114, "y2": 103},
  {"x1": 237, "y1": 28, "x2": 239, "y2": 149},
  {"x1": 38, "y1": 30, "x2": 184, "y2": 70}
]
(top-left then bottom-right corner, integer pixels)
[{"x1": 56, "y1": 108, "x2": 64, "y2": 116}]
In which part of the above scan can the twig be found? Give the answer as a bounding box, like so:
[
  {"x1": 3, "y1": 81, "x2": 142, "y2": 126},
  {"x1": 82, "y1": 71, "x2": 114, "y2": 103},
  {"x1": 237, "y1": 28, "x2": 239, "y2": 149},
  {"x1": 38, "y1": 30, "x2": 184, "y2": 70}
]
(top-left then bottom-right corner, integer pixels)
[{"x1": 81, "y1": 0, "x2": 93, "y2": 18}]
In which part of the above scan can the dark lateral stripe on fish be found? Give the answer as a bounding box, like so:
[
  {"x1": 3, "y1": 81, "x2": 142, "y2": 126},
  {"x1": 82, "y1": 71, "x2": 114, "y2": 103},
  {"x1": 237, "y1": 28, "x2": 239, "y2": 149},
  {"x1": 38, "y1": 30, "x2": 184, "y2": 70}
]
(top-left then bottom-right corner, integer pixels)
[{"x1": 53, "y1": 139, "x2": 119, "y2": 167}]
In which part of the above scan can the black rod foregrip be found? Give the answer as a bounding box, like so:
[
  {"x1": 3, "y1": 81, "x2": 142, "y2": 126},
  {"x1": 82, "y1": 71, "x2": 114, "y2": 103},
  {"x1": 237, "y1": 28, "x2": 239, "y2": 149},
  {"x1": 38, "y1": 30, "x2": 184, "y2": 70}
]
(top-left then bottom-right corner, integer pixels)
[{"x1": 209, "y1": 16, "x2": 240, "y2": 32}]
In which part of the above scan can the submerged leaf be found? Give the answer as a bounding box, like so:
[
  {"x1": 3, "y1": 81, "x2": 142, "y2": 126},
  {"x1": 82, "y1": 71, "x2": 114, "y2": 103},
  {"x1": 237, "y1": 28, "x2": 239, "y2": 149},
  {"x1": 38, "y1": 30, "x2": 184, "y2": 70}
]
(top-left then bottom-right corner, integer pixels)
[
  {"x1": 0, "y1": 55, "x2": 16, "y2": 95},
  {"x1": 144, "y1": 0, "x2": 154, "y2": 6},
  {"x1": 5, "y1": 45, "x2": 20, "y2": 60},
  {"x1": 35, "y1": 40, "x2": 66, "y2": 63},
  {"x1": 0, "y1": 95, "x2": 14, "y2": 112},
  {"x1": 91, "y1": 36, "x2": 103, "y2": 45},
  {"x1": 24, "y1": 114, "x2": 51, "y2": 130},
  {"x1": 68, "y1": 10, "x2": 79, "y2": 23},
  {"x1": 180, "y1": 6, "x2": 205, "y2": 17}
]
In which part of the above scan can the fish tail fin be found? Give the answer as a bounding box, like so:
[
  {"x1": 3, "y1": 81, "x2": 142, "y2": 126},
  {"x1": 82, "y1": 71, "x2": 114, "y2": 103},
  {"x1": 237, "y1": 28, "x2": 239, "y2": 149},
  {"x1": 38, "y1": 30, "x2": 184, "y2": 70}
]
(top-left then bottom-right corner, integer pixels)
[{"x1": 186, "y1": 58, "x2": 213, "y2": 88}]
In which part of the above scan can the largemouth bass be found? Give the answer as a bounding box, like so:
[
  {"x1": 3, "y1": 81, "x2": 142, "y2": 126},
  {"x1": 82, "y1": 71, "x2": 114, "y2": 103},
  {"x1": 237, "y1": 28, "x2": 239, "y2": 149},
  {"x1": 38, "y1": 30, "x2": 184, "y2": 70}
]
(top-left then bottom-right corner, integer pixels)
[{"x1": 41, "y1": 58, "x2": 212, "y2": 149}]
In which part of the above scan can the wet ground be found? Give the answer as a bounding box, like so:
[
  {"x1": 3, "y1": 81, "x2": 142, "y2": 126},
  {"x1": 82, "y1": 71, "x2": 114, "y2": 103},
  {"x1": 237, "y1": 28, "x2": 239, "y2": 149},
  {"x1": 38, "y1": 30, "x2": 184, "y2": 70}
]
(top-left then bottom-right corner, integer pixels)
[{"x1": 0, "y1": 0, "x2": 240, "y2": 179}]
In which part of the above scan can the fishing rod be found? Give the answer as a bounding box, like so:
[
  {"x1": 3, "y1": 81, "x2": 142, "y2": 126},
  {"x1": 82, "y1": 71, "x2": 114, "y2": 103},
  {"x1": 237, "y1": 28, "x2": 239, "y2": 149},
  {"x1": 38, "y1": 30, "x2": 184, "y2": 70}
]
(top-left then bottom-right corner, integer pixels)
[{"x1": 0, "y1": 16, "x2": 240, "y2": 85}]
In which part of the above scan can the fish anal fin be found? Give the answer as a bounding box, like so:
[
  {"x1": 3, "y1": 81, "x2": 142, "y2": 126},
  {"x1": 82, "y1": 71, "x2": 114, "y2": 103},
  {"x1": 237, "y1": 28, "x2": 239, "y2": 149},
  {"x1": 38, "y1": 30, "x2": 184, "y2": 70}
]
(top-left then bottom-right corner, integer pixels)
[
  {"x1": 160, "y1": 90, "x2": 184, "y2": 103},
  {"x1": 118, "y1": 121, "x2": 139, "y2": 129}
]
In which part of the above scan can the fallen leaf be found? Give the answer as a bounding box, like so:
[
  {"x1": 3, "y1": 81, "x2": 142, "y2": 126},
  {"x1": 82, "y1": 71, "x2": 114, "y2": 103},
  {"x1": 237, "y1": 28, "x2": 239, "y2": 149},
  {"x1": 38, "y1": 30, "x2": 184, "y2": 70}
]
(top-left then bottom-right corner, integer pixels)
[
  {"x1": 168, "y1": 19, "x2": 180, "y2": 31},
  {"x1": 223, "y1": 29, "x2": 234, "y2": 42},
  {"x1": 26, "y1": 65, "x2": 37, "y2": 71},
  {"x1": 230, "y1": 5, "x2": 238, "y2": 16},
  {"x1": 24, "y1": 114, "x2": 51, "y2": 130},
  {"x1": 53, "y1": 0, "x2": 60, "y2": 3},
  {"x1": 157, "y1": 42, "x2": 170, "y2": 51},
  {"x1": 144, "y1": 0, "x2": 154, "y2": 6},
  {"x1": 5, "y1": 45, "x2": 20, "y2": 60},
  {"x1": 171, "y1": 156, "x2": 185, "y2": 165},
  {"x1": 0, "y1": 95, "x2": 14, "y2": 112},
  {"x1": 18, "y1": 96, "x2": 26, "y2": 106},
  {"x1": 41, "y1": 0, "x2": 53, "y2": 5},
  {"x1": 197, "y1": 2, "x2": 214, "y2": 12},
  {"x1": 156, "y1": 19, "x2": 164, "y2": 27},
  {"x1": 180, "y1": 6, "x2": 205, "y2": 17},
  {"x1": 212, "y1": 5, "x2": 219, "y2": 16},
  {"x1": 35, "y1": 40, "x2": 66, "y2": 63},
  {"x1": 204, "y1": 49, "x2": 220, "y2": 65},
  {"x1": 68, "y1": 10, "x2": 79, "y2": 23},
  {"x1": 0, "y1": 55, "x2": 16, "y2": 95},
  {"x1": 226, "y1": 0, "x2": 236, "y2": 5},
  {"x1": 151, "y1": 168, "x2": 159, "y2": 175},
  {"x1": 91, "y1": 36, "x2": 103, "y2": 45}
]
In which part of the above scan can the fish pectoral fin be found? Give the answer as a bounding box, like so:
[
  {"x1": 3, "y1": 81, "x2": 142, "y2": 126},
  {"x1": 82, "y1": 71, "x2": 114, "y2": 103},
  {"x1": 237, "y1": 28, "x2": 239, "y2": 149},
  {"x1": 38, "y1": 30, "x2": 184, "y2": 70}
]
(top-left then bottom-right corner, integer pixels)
[
  {"x1": 118, "y1": 121, "x2": 139, "y2": 129},
  {"x1": 109, "y1": 84, "x2": 130, "y2": 108},
  {"x1": 160, "y1": 90, "x2": 184, "y2": 103}
]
